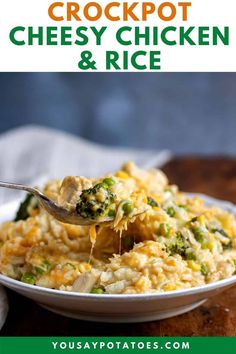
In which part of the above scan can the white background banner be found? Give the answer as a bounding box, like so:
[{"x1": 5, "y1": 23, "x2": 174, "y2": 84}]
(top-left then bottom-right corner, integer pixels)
[{"x1": 0, "y1": 0, "x2": 236, "y2": 71}]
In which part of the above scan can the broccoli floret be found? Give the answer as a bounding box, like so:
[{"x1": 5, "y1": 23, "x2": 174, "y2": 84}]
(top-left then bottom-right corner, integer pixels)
[
  {"x1": 147, "y1": 196, "x2": 158, "y2": 207},
  {"x1": 159, "y1": 223, "x2": 171, "y2": 237},
  {"x1": 191, "y1": 226, "x2": 210, "y2": 249},
  {"x1": 212, "y1": 228, "x2": 232, "y2": 251},
  {"x1": 90, "y1": 286, "x2": 105, "y2": 294},
  {"x1": 222, "y1": 240, "x2": 233, "y2": 251},
  {"x1": 211, "y1": 228, "x2": 229, "y2": 238},
  {"x1": 15, "y1": 193, "x2": 39, "y2": 221},
  {"x1": 192, "y1": 226, "x2": 205, "y2": 243},
  {"x1": 76, "y1": 183, "x2": 116, "y2": 219},
  {"x1": 166, "y1": 233, "x2": 187, "y2": 257},
  {"x1": 34, "y1": 260, "x2": 52, "y2": 274},
  {"x1": 185, "y1": 250, "x2": 196, "y2": 260},
  {"x1": 233, "y1": 259, "x2": 236, "y2": 275},
  {"x1": 21, "y1": 272, "x2": 36, "y2": 285},
  {"x1": 166, "y1": 232, "x2": 196, "y2": 260},
  {"x1": 201, "y1": 264, "x2": 209, "y2": 276}
]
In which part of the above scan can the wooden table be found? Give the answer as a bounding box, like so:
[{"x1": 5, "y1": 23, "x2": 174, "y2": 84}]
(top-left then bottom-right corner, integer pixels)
[{"x1": 2, "y1": 158, "x2": 236, "y2": 336}]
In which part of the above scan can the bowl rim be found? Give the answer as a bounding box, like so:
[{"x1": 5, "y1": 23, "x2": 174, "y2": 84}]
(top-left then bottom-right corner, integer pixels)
[
  {"x1": 1, "y1": 273, "x2": 236, "y2": 301},
  {"x1": 0, "y1": 193, "x2": 236, "y2": 301}
]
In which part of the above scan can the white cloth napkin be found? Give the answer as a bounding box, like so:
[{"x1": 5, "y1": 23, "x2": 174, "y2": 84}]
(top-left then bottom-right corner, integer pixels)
[
  {"x1": 0, "y1": 286, "x2": 8, "y2": 331},
  {"x1": 0, "y1": 125, "x2": 171, "y2": 203},
  {"x1": 0, "y1": 124, "x2": 172, "y2": 329}
]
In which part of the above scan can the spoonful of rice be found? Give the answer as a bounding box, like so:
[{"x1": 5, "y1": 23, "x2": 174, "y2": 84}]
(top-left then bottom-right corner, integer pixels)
[{"x1": 0, "y1": 179, "x2": 147, "y2": 226}]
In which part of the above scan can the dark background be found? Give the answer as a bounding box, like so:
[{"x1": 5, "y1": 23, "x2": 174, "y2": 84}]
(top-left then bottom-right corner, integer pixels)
[{"x1": 0, "y1": 73, "x2": 235, "y2": 154}]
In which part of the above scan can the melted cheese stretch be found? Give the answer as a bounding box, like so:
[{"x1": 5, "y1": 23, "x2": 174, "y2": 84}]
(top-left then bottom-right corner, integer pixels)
[
  {"x1": 89, "y1": 225, "x2": 97, "y2": 245},
  {"x1": 0, "y1": 161, "x2": 236, "y2": 294}
]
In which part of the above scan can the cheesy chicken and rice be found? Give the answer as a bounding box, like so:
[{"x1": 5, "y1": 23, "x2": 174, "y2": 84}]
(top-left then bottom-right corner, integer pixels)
[{"x1": 0, "y1": 162, "x2": 236, "y2": 294}]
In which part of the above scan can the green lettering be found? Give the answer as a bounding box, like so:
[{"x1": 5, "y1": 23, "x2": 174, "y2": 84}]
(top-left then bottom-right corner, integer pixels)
[
  {"x1": 29, "y1": 27, "x2": 43, "y2": 45},
  {"x1": 180, "y1": 27, "x2": 195, "y2": 45},
  {"x1": 135, "y1": 27, "x2": 150, "y2": 45},
  {"x1": 150, "y1": 51, "x2": 161, "y2": 70},
  {"x1": 161, "y1": 27, "x2": 177, "y2": 46},
  {"x1": 199, "y1": 27, "x2": 210, "y2": 45},
  {"x1": 123, "y1": 51, "x2": 128, "y2": 69},
  {"x1": 213, "y1": 27, "x2": 229, "y2": 45},
  {"x1": 106, "y1": 51, "x2": 121, "y2": 70},
  {"x1": 75, "y1": 27, "x2": 88, "y2": 45},
  {"x1": 61, "y1": 27, "x2": 72, "y2": 45},
  {"x1": 91, "y1": 27, "x2": 107, "y2": 45},
  {"x1": 153, "y1": 27, "x2": 158, "y2": 45},
  {"x1": 46, "y1": 27, "x2": 57, "y2": 45},
  {"x1": 131, "y1": 51, "x2": 146, "y2": 70},
  {"x1": 116, "y1": 27, "x2": 132, "y2": 45},
  {"x1": 9, "y1": 26, "x2": 25, "y2": 46}
]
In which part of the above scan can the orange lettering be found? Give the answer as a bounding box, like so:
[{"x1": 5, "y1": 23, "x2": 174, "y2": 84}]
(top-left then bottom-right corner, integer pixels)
[
  {"x1": 104, "y1": 2, "x2": 120, "y2": 21},
  {"x1": 67, "y1": 2, "x2": 81, "y2": 21},
  {"x1": 158, "y1": 2, "x2": 176, "y2": 21},
  {"x1": 142, "y1": 2, "x2": 155, "y2": 21},
  {"x1": 48, "y1": 2, "x2": 64, "y2": 21},
  {"x1": 84, "y1": 2, "x2": 102, "y2": 21},
  {"x1": 178, "y1": 2, "x2": 192, "y2": 21},
  {"x1": 123, "y1": 2, "x2": 139, "y2": 21}
]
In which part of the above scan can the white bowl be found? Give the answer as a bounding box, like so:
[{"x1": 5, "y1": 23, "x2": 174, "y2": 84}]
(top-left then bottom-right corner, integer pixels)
[{"x1": 0, "y1": 195, "x2": 236, "y2": 323}]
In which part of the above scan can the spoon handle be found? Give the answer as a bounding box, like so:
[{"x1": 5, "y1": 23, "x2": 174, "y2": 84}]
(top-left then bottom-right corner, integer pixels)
[{"x1": 0, "y1": 181, "x2": 35, "y2": 194}]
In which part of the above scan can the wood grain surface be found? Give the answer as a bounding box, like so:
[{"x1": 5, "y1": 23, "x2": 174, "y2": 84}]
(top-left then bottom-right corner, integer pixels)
[{"x1": 1, "y1": 157, "x2": 236, "y2": 336}]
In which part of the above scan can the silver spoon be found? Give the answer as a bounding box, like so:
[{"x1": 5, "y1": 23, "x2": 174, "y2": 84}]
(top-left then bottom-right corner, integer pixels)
[
  {"x1": 0, "y1": 181, "x2": 146, "y2": 226},
  {"x1": 0, "y1": 181, "x2": 113, "y2": 226}
]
